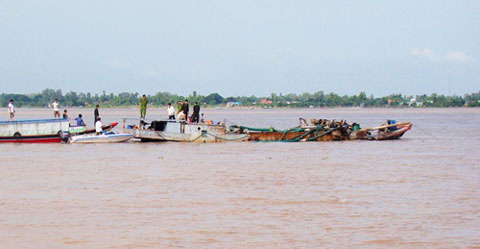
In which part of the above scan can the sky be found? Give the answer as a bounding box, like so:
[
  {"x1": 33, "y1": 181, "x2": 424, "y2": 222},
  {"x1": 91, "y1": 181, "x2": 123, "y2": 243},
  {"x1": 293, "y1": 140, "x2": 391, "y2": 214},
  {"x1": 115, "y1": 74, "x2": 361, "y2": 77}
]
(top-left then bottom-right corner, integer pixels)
[{"x1": 0, "y1": 0, "x2": 479, "y2": 97}]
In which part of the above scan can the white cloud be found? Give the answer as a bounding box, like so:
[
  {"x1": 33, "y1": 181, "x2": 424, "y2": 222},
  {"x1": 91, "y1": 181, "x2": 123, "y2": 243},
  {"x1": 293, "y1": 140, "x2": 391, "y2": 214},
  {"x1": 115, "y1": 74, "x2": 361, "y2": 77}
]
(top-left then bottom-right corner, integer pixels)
[
  {"x1": 445, "y1": 51, "x2": 472, "y2": 62},
  {"x1": 410, "y1": 48, "x2": 473, "y2": 63}
]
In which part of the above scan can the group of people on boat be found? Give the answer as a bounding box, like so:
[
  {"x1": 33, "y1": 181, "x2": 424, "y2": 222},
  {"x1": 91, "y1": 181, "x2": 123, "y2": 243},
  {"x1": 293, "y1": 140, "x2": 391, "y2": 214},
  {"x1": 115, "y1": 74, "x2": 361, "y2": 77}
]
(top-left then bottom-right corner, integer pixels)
[
  {"x1": 139, "y1": 96, "x2": 202, "y2": 123},
  {"x1": 7, "y1": 96, "x2": 205, "y2": 129},
  {"x1": 6, "y1": 98, "x2": 105, "y2": 134}
]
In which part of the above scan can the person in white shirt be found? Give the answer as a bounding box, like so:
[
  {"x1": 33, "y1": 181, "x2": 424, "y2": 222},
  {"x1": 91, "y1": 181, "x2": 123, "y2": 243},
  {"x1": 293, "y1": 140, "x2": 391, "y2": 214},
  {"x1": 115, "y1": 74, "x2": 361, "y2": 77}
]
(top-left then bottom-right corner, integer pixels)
[
  {"x1": 8, "y1": 99, "x2": 15, "y2": 121},
  {"x1": 95, "y1": 117, "x2": 103, "y2": 135},
  {"x1": 167, "y1": 103, "x2": 175, "y2": 120},
  {"x1": 177, "y1": 110, "x2": 186, "y2": 121},
  {"x1": 51, "y1": 99, "x2": 60, "y2": 118}
]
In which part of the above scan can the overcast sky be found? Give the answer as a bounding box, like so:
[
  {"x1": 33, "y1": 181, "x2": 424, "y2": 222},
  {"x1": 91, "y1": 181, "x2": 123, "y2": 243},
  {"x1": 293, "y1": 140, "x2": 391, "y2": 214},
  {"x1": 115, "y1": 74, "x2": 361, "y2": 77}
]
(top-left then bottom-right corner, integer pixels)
[{"x1": 1, "y1": 0, "x2": 479, "y2": 97}]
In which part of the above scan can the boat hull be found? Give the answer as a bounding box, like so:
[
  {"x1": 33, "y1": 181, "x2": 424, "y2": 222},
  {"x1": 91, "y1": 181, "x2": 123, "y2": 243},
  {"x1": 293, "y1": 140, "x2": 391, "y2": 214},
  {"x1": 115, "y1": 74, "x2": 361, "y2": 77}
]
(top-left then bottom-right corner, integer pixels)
[
  {"x1": 247, "y1": 130, "x2": 347, "y2": 142},
  {"x1": 70, "y1": 134, "x2": 133, "y2": 143},
  {"x1": 374, "y1": 123, "x2": 412, "y2": 140},
  {"x1": 0, "y1": 134, "x2": 62, "y2": 143},
  {"x1": 126, "y1": 120, "x2": 248, "y2": 142}
]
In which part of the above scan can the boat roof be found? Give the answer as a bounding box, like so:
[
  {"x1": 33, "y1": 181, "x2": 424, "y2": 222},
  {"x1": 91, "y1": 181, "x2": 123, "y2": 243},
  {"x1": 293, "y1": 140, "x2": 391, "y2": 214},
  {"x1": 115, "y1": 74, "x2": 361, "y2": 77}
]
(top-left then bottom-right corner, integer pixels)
[{"x1": 0, "y1": 118, "x2": 69, "y2": 125}]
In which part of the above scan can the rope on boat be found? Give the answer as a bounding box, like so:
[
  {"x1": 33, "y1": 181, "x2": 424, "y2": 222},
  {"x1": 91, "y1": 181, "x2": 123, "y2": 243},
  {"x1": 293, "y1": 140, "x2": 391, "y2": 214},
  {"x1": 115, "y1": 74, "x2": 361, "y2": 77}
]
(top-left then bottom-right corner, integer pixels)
[{"x1": 413, "y1": 124, "x2": 438, "y2": 139}]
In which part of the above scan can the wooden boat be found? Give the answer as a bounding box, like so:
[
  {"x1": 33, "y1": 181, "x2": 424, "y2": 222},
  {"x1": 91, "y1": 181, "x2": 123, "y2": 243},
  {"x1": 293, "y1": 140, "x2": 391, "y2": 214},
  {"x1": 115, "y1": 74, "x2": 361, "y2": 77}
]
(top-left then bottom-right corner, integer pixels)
[
  {"x1": 0, "y1": 119, "x2": 69, "y2": 143},
  {"x1": 70, "y1": 132, "x2": 133, "y2": 143},
  {"x1": 235, "y1": 125, "x2": 350, "y2": 142},
  {"x1": 123, "y1": 119, "x2": 249, "y2": 143},
  {"x1": 72, "y1": 122, "x2": 118, "y2": 135},
  {"x1": 234, "y1": 119, "x2": 412, "y2": 142},
  {"x1": 364, "y1": 122, "x2": 412, "y2": 140}
]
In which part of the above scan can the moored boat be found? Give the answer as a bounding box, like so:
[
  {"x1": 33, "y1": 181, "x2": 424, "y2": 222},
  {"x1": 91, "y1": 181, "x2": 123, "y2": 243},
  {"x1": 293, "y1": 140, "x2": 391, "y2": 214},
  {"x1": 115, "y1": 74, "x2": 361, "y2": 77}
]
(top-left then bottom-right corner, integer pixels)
[
  {"x1": 70, "y1": 132, "x2": 133, "y2": 143},
  {"x1": 0, "y1": 119, "x2": 69, "y2": 143},
  {"x1": 124, "y1": 119, "x2": 249, "y2": 142},
  {"x1": 232, "y1": 119, "x2": 412, "y2": 142},
  {"x1": 359, "y1": 121, "x2": 413, "y2": 140}
]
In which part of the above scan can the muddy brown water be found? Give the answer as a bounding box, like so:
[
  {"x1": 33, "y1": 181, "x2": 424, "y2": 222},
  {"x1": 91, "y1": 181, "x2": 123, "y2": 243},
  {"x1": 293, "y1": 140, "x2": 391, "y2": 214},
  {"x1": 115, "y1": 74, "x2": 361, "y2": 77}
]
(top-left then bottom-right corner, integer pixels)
[{"x1": 1, "y1": 108, "x2": 479, "y2": 248}]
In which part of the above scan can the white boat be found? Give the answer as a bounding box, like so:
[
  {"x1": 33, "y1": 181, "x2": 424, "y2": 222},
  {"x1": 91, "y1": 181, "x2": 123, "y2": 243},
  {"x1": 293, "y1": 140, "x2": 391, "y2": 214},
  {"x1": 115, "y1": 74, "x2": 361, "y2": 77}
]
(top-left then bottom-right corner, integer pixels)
[
  {"x1": 123, "y1": 119, "x2": 249, "y2": 142},
  {"x1": 0, "y1": 118, "x2": 69, "y2": 143},
  {"x1": 70, "y1": 133, "x2": 133, "y2": 143}
]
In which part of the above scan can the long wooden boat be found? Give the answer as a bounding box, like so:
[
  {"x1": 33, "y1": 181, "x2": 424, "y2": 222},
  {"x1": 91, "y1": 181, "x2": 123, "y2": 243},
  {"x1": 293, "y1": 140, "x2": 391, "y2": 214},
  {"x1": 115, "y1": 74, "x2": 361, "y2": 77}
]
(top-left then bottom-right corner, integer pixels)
[
  {"x1": 0, "y1": 119, "x2": 69, "y2": 143},
  {"x1": 124, "y1": 119, "x2": 248, "y2": 142},
  {"x1": 235, "y1": 126, "x2": 350, "y2": 142},
  {"x1": 233, "y1": 120, "x2": 412, "y2": 142}
]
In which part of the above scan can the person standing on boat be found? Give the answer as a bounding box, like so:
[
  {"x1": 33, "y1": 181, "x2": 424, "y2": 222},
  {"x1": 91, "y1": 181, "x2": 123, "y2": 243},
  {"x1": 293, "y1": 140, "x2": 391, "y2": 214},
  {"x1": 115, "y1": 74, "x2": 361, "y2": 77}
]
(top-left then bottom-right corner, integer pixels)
[
  {"x1": 139, "y1": 95, "x2": 148, "y2": 119},
  {"x1": 62, "y1": 110, "x2": 68, "y2": 119},
  {"x1": 177, "y1": 101, "x2": 183, "y2": 115},
  {"x1": 182, "y1": 99, "x2": 189, "y2": 121},
  {"x1": 95, "y1": 117, "x2": 103, "y2": 135},
  {"x1": 51, "y1": 99, "x2": 60, "y2": 118},
  {"x1": 94, "y1": 105, "x2": 100, "y2": 126},
  {"x1": 192, "y1": 102, "x2": 200, "y2": 123},
  {"x1": 167, "y1": 103, "x2": 175, "y2": 120},
  {"x1": 8, "y1": 99, "x2": 15, "y2": 121},
  {"x1": 75, "y1": 114, "x2": 86, "y2": 126}
]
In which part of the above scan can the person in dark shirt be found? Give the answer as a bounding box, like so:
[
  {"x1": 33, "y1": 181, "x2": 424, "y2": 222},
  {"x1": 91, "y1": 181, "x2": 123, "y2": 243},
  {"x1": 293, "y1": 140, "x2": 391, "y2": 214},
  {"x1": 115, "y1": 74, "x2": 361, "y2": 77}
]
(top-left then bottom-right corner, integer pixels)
[
  {"x1": 182, "y1": 99, "x2": 189, "y2": 121},
  {"x1": 94, "y1": 105, "x2": 100, "y2": 126},
  {"x1": 62, "y1": 109, "x2": 68, "y2": 119},
  {"x1": 192, "y1": 102, "x2": 200, "y2": 123}
]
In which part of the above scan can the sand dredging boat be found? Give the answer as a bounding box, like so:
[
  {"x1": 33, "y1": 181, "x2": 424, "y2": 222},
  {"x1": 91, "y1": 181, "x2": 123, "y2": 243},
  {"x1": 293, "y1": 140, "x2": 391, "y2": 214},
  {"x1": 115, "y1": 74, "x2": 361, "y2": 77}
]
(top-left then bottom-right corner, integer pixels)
[
  {"x1": 230, "y1": 118, "x2": 412, "y2": 142},
  {"x1": 123, "y1": 118, "x2": 411, "y2": 143}
]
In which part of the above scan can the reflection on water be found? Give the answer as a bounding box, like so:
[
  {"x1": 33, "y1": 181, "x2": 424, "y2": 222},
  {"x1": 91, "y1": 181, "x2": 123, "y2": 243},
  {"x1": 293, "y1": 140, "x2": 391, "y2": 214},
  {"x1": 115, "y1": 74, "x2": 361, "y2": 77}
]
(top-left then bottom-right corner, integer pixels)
[{"x1": 1, "y1": 108, "x2": 479, "y2": 248}]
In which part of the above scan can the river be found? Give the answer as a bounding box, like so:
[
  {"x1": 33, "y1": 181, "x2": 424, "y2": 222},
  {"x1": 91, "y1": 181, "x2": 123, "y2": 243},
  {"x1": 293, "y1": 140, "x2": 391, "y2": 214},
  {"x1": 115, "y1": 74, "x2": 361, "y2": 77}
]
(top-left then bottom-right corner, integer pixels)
[{"x1": 1, "y1": 107, "x2": 479, "y2": 248}]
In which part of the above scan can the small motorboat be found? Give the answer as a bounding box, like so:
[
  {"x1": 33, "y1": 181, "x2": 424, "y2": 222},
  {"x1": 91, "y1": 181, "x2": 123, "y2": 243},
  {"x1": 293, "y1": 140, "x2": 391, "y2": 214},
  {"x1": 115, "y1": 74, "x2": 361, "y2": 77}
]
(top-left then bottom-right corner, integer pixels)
[
  {"x1": 372, "y1": 122, "x2": 413, "y2": 140},
  {"x1": 70, "y1": 132, "x2": 133, "y2": 143}
]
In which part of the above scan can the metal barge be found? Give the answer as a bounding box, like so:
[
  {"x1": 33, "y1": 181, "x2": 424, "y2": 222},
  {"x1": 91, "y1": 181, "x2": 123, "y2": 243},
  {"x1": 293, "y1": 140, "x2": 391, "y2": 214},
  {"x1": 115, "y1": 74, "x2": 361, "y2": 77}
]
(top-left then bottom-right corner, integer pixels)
[{"x1": 123, "y1": 119, "x2": 248, "y2": 143}]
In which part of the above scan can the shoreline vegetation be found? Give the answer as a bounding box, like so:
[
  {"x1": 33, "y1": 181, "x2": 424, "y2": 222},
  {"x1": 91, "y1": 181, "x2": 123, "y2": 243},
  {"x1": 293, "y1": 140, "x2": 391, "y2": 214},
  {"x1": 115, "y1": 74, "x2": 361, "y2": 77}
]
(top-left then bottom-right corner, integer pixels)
[{"x1": 2, "y1": 88, "x2": 480, "y2": 108}]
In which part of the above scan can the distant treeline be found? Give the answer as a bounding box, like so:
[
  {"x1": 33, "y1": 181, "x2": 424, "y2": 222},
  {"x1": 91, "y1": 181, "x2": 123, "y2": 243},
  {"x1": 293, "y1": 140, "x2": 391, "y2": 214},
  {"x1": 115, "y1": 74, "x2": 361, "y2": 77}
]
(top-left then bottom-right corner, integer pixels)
[{"x1": 1, "y1": 88, "x2": 480, "y2": 108}]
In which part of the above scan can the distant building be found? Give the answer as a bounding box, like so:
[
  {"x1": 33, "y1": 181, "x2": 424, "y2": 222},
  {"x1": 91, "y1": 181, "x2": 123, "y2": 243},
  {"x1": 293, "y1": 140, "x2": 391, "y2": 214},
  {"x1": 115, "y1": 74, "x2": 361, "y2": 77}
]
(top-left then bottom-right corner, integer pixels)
[
  {"x1": 226, "y1": 102, "x2": 241, "y2": 107},
  {"x1": 409, "y1": 98, "x2": 416, "y2": 106}
]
